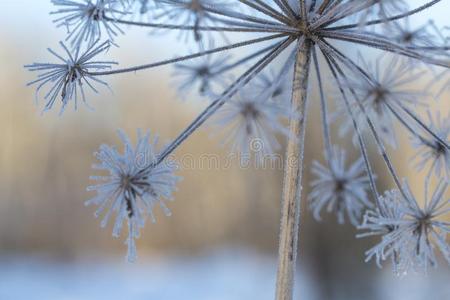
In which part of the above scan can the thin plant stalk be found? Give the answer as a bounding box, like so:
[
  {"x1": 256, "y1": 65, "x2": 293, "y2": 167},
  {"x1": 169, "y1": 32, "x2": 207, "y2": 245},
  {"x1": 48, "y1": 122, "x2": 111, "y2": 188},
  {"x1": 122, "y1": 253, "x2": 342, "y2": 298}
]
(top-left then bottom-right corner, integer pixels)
[{"x1": 275, "y1": 39, "x2": 311, "y2": 300}]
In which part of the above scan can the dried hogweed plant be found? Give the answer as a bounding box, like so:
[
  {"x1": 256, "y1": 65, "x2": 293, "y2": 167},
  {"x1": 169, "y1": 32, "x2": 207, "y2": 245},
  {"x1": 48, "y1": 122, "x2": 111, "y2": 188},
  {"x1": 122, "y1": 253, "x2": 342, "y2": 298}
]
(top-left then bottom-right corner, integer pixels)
[{"x1": 26, "y1": 1, "x2": 449, "y2": 299}]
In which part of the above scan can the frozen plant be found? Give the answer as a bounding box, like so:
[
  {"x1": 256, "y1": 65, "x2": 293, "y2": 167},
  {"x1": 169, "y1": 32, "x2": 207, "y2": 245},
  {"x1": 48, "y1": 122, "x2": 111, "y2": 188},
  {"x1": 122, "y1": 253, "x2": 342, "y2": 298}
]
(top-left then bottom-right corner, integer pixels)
[
  {"x1": 212, "y1": 84, "x2": 293, "y2": 164},
  {"x1": 411, "y1": 111, "x2": 450, "y2": 180},
  {"x1": 26, "y1": 1, "x2": 450, "y2": 300},
  {"x1": 51, "y1": 0, "x2": 126, "y2": 49},
  {"x1": 359, "y1": 180, "x2": 449, "y2": 275},
  {"x1": 86, "y1": 130, "x2": 179, "y2": 262},
  {"x1": 172, "y1": 52, "x2": 232, "y2": 98},
  {"x1": 308, "y1": 146, "x2": 372, "y2": 226},
  {"x1": 25, "y1": 40, "x2": 115, "y2": 113},
  {"x1": 357, "y1": 189, "x2": 408, "y2": 274},
  {"x1": 334, "y1": 53, "x2": 426, "y2": 148},
  {"x1": 253, "y1": 68, "x2": 292, "y2": 104},
  {"x1": 152, "y1": 0, "x2": 236, "y2": 42}
]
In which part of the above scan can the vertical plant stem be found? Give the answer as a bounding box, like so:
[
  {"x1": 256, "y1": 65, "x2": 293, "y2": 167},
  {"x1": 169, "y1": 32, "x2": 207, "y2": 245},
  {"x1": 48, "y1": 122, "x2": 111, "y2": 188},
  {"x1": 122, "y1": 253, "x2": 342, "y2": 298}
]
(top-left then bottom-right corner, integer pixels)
[{"x1": 275, "y1": 40, "x2": 311, "y2": 300}]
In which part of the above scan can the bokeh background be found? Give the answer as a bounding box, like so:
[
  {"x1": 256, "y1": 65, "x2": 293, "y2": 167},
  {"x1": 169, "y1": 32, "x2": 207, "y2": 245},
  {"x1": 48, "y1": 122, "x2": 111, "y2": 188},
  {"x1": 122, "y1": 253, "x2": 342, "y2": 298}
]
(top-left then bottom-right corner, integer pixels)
[{"x1": 0, "y1": 1, "x2": 449, "y2": 299}]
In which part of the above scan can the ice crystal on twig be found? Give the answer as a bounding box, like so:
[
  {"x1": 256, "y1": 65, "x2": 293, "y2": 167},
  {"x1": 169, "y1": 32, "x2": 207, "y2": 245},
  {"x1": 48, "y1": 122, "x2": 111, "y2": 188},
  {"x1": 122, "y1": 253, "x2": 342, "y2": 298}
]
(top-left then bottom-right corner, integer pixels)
[{"x1": 86, "y1": 130, "x2": 179, "y2": 261}]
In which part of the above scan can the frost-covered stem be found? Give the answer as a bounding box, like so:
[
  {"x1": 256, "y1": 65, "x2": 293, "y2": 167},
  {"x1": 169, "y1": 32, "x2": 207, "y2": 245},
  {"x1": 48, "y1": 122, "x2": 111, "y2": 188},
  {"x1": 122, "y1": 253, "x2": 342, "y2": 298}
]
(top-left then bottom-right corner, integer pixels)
[
  {"x1": 88, "y1": 33, "x2": 287, "y2": 76},
  {"x1": 275, "y1": 39, "x2": 311, "y2": 300},
  {"x1": 106, "y1": 16, "x2": 295, "y2": 33},
  {"x1": 327, "y1": 0, "x2": 443, "y2": 31}
]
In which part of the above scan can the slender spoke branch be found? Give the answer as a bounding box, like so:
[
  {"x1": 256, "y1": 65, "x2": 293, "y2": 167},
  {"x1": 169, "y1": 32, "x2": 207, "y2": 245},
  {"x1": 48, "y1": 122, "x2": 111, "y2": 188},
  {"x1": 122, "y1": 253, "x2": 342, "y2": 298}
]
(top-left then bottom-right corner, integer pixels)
[
  {"x1": 319, "y1": 30, "x2": 450, "y2": 69},
  {"x1": 325, "y1": 0, "x2": 443, "y2": 31},
  {"x1": 407, "y1": 46, "x2": 450, "y2": 51},
  {"x1": 321, "y1": 50, "x2": 381, "y2": 207},
  {"x1": 88, "y1": 33, "x2": 288, "y2": 76},
  {"x1": 203, "y1": 4, "x2": 285, "y2": 27},
  {"x1": 311, "y1": 46, "x2": 333, "y2": 161},
  {"x1": 311, "y1": 1, "x2": 375, "y2": 30},
  {"x1": 275, "y1": 0, "x2": 299, "y2": 20},
  {"x1": 155, "y1": 37, "x2": 296, "y2": 165},
  {"x1": 317, "y1": 37, "x2": 449, "y2": 151},
  {"x1": 322, "y1": 49, "x2": 409, "y2": 201},
  {"x1": 300, "y1": 0, "x2": 308, "y2": 21},
  {"x1": 384, "y1": 101, "x2": 434, "y2": 147},
  {"x1": 213, "y1": 43, "x2": 279, "y2": 75},
  {"x1": 105, "y1": 16, "x2": 296, "y2": 33},
  {"x1": 317, "y1": 0, "x2": 332, "y2": 14},
  {"x1": 237, "y1": 0, "x2": 293, "y2": 24},
  {"x1": 395, "y1": 103, "x2": 450, "y2": 149}
]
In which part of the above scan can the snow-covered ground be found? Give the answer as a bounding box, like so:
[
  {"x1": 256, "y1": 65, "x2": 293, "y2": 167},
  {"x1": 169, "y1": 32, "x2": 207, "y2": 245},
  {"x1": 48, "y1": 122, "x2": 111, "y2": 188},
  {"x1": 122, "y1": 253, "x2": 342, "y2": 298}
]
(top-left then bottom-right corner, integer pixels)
[
  {"x1": 0, "y1": 249, "x2": 448, "y2": 300},
  {"x1": 0, "y1": 249, "x2": 317, "y2": 300}
]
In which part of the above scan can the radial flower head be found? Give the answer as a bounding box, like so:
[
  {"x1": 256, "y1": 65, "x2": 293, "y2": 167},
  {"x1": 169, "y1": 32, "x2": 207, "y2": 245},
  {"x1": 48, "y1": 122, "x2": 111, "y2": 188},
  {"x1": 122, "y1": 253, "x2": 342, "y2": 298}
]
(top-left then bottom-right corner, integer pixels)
[
  {"x1": 369, "y1": 0, "x2": 408, "y2": 18},
  {"x1": 51, "y1": 0, "x2": 126, "y2": 49},
  {"x1": 389, "y1": 19, "x2": 435, "y2": 47},
  {"x1": 155, "y1": 0, "x2": 234, "y2": 42},
  {"x1": 138, "y1": 0, "x2": 151, "y2": 12},
  {"x1": 253, "y1": 69, "x2": 292, "y2": 105},
  {"x1": 25, "y1": 40, "x2": 116, "y2": 113},
  {"x1": 173, "y1": 52, "x2": 232, "y2": 99},
  {"x1": 355, "y1": 0, "x2": 408, "y2": 25},
  {"x1": 335, "y1": 55, "x2": 424, "y2": 148},
  {"x1": 308, "y1": 146, "x2": 372, "y2": 226},
  {"x1": 212, "y1": 86, "x2": 292, "y2": 165},
  {"x1": 129, "y1": 0, "x2": 156, "y2": 21},
  {"x1": 383, "y1": 19, "x2": 450, "y2": 66},
  {"x1": 86, "y1": 130, "x2": 179, "y2": 262},
  {"x1": 359, "y1": 181, "x2": 450, "y2": 274},
  {"x1": 411, "y1": 111, "x2": 450, "y2": 181},
  {"x1": 117, "y1": 0, "x2": 136, "y2": 8},
  {"x1": 357, "y1": 189, "x2": 408, "y2": 274}
]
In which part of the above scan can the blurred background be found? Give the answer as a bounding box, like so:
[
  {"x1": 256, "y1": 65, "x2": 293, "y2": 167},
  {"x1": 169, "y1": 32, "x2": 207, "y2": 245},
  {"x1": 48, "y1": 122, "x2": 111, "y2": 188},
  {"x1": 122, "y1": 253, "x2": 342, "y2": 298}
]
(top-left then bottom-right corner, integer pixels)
[{"x1": 0, "y1": 1, "x2": 449, "y2": 299}]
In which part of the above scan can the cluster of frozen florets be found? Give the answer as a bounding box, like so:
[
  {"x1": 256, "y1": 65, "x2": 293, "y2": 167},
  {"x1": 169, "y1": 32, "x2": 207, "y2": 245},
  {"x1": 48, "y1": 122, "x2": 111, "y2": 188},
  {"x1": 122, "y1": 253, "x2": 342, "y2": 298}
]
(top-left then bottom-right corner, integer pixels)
[
  {"x1": 359, "y1": 181, "x2": 449, "y2": 274},
  {"x1": 26, "y1": 0, "x2": 449, "y2": 268},
  {"x1": 86, "y1": 130, "x2": 179, "y2": 261}
]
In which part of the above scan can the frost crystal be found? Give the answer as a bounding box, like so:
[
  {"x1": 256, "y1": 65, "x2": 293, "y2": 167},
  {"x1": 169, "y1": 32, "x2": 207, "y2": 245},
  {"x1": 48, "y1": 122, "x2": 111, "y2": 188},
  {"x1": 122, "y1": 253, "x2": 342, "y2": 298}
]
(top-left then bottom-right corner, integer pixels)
[
  {"x1": 86, "y1": 130, "x2": 179, "y2": 261},
  {"x1": 308, "y1": 147, "x2": 372, "y2": 226}
]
